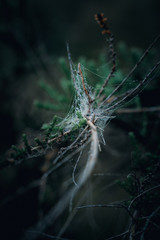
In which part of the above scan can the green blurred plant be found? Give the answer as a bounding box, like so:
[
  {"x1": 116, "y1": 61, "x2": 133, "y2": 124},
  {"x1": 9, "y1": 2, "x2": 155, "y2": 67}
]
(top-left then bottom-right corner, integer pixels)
[{"x1": 117, "y1": 132, "x2": 160, "y2": 240}]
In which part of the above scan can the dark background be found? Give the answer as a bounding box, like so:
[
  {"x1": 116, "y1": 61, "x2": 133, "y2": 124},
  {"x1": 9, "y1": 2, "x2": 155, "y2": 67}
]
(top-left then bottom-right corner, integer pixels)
[{"x1": 0, "y1": 0, "x2": 160, "y2": 240}]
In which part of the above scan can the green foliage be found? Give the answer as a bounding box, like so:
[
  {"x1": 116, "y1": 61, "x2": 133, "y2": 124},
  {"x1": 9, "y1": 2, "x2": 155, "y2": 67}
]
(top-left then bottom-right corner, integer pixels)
[
  {"x1": 34, "y1": 100, "x2": 62, "y2": 111},
  {"x1": 11, "y1": 145, "x2": 26, "y2": 160},
  {"x1": 128, "y1": 131, "x2": 140, "y2": 160},
  {"x1": 22, "y1": 134, "x2": 31, "y2": 154},
  {"x1": 58, "y1": 57, "x2": 71, "y2": 79},
  {"x1": 11, "y1": 134, "x2": 32, "y2": 159},
  {"x1": 115, "y1": 131, "x2": 160, "y2": 240},
  {"x1": 117, "y1": 175, "x2": 137, "y2": 196},
  {"x1": 36, "y1": 42, "x2": 154, "y2": 115},
  {"x1": 39, "y1": 80, "x2": 66, "y2": 103},
  {"x1": 44, "y1": 115, "x2": 61, "y2": 138},
  {"x1": 34, "y1": 58, "x2": 74, "y2": 113},
  {"x1": 118, "y1": 131, "x2": 160, "y2": 232},
  {"x1": 34, "y1": 138, "x2": 45, "y2": 147}
]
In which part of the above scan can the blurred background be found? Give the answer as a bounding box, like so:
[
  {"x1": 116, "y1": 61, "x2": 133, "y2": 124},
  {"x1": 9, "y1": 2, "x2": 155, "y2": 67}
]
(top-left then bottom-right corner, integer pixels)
[{"x1": 0, "y1": 0, "x2": 160, "y2": 239}]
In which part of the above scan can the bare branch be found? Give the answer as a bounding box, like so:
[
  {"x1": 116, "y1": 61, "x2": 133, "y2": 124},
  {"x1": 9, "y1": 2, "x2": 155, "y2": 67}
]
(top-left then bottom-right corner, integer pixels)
[
  {"x1": 77, "y1": 203, "x2": 134, "y2": 221},
  {"x1": 116, "y1": 106, "x2": 160, "y2": 114},
  {"x1": 66, "y1": 42, "x2": 77, "y2": 90},
  {"x1": 128, "y1": 184, "x2": 160, "y2": 211},
  {"x1": 95, "y1": 13, "x2": 116, "y2": 98},
  {"x1": 78, "y1": 63, "x2": 93, "y2": 104},
  {"x1": 52, "y1": 125, "x2": 88, "y2": 165},
  {"x1": 140, "y1": 206, "x2": 160, "y2": 240},
  {"x1": 105, "y1": 230, "x2": 129, "y2": 240},
  {"x1": 105, "y1": 60, "x2": 160, "y2": 111},
  {"x1": 103, "y1": 34, "x2": 160, "y2": 104}
]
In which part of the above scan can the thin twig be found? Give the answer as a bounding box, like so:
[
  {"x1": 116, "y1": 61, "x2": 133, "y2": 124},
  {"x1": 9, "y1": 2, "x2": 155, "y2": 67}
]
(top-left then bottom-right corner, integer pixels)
[
  {"x1": 42, "y1": 138, "x2": 90, "y2": 180},
  {"x1": 0, "y1": 179, "x2": 40, "y2": 207},
  {"x1": 105, "y1": 230, "x2": 129, "y2": 240},
  {"x1": 26, "y1": 230, "x2": 70, "y2": 240},
  {"x1": 78, "y1": 63, "x2": 93, "y2": 104},
  {"x1": 97, "y1": 34, "x2": 116, "y2": 98},
  {"x1": 66, "y1": 42, "x2": 77, "y2": 90},
  {"x1": 72, "y1": 151, "x2": 82, "y2": 188},
  {"x1": 116, "y1": 106, "x2": 160, "y2": 114},
  {"x1": 97, "y1": 63, "x2": 116, "y2": 98},
  {"x1": 57, "y1": 193, "x2": 86, "y2": 238},
  {"x1": 102, "y1": 34, "x2": 160, "y2": 105},
  {"x1": 95, "y1": 13, "x2": 116, "y2": 98},
  {"x1": 77, "y1": 203, "x2": 134, "y2": 221},
  {"x1": 140, "y1": 206, "x2": 160, "y2": 240},
  {"x1": 52, "y1": 125, "x2": 88, "y2": 165},
  {"x1": 128, "y1": 184, "x2": 160, "y2": 211},
  {"x1": 105, "y1": 61, "x2": 160, "y2": 112}
]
